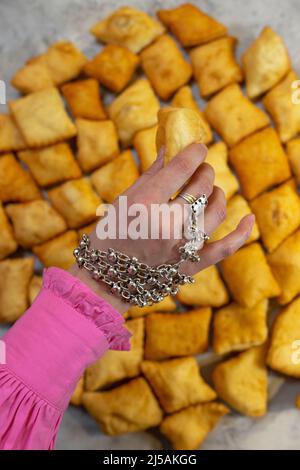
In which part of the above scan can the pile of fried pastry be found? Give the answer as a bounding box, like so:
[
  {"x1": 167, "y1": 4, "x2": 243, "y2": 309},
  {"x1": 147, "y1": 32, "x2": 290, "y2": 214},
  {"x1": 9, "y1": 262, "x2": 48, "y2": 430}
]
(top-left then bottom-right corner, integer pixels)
[{"x1": 1, "y1": 3, "x2": 300, "y2": 450}]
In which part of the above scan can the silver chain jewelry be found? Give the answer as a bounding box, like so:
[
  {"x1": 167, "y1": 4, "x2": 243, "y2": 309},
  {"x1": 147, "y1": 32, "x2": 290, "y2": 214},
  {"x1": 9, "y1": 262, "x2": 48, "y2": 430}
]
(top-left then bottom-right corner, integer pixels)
[
  {"x1": 73, "y1": 194, "x2": 208, "y2": 307},
  {"x1": 179, "y1": 194, "x2": 209, "y2": 263}
]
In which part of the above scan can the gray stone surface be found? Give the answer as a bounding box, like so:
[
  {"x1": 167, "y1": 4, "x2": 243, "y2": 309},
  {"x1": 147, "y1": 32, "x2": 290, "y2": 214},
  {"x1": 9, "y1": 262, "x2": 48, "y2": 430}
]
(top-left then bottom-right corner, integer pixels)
[{"x1": 1, "y1": 0, "x2": 300, "y2": 450}]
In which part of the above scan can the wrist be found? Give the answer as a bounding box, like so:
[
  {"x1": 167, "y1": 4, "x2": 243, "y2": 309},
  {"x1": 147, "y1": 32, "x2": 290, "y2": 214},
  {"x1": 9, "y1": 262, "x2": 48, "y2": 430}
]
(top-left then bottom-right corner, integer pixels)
[{"x1": 69, "y1": 264, "x2": 129, "y2": 315}]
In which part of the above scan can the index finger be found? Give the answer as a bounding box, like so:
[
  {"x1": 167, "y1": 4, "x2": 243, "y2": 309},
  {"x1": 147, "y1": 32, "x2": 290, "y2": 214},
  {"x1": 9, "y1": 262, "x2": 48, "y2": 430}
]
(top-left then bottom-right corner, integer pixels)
[{"x1": 142, "y1": 143, "x2": 208, "y2": 202}]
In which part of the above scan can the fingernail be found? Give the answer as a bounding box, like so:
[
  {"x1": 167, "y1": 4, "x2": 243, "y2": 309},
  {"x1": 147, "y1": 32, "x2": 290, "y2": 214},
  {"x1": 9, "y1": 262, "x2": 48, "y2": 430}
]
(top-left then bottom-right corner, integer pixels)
[
  {"x1": 248, "y1": 213, "x2": 255, "y2": 224},
  {"x1": 246, "y1": 214, "x2": 255, "y2": 235}
]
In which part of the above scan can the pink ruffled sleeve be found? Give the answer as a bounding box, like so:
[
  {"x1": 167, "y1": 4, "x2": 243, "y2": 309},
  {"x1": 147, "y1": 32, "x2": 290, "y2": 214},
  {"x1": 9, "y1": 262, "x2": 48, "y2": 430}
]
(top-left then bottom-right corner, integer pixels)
[{"x1": 0, "y1": 267, "x2": 131, "y2": 450}]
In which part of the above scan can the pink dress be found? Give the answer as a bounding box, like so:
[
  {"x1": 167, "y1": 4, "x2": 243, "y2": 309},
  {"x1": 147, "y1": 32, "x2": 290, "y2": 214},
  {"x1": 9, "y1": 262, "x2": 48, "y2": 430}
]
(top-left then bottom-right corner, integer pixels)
[{"x1": 0, "y1": 267, "x2": 131, "y2": 450}]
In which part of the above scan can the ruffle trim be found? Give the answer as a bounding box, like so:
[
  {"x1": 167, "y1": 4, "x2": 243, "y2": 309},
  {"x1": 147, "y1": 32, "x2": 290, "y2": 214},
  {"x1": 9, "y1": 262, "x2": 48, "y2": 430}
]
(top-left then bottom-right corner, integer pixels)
[{"x1": 42, "y1": 267, "x2": 131, "y2": 351}]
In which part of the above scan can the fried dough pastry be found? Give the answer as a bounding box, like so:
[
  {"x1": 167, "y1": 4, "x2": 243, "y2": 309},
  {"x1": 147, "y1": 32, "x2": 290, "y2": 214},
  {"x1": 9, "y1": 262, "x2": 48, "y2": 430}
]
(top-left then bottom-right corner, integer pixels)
[
  {"x1": 83, "y1": 377, "x2": 163, "y2": 435},
  {"x1": 229, "y1": 127, "x2": 291, "y2": 199},
  {"x1": 0, "y1": 154, "x2": 40, "y2": 202},
  {"x1": 160, "y1": 402, "x2": 229, "y2": 450},
  {"x1": 61, "y1": 79, "x2": 106, "y2": 120},
  {"x1": 76, "y1": 119, "x2": 119, "y2": 172},
  {"x1": 141, "y1": 356, "x2": 216, "y2": 413},
  {"x1": 140, "y1": 34, "x2": 192, "y2": 100},
  {"x1": 144, "y1": 309, "x2": 212, "y2": 360},
  {"x1": 48, "y1": 178, "x2": 101, "y2": 229},
  {"x1": 213, "y1": 299, "x2": 268, "y2": 354},
  {"x1": 91, "y1": 150, "x2": 139, "y2": 203},
  {"x1": 156, "y1": 107, "x2": 206, "y2": 165},
  {"x1": 9, "y1": 88, "x2": 77, "y2": 147},
  {"x1": 18, "y1": 143, "x2": 81, "y2": 187},
  {"x1": 0, "y1": 257, "x2": 34, "y2": 323},
  {"x1": 212, "y1": 345, "x2": 268, "y2": 417},
  {"x1": 157, "y1": 3, "x2": 227, "y2": 47},
  {"x1": 90, "y1": 7, "x2": 165, "y2": 53},
  {"x1": 6, "y1": 200, "x2": 67, "y2": 248},
  {"x1": 221, "y1": 242, "x2": 281, "y2": 307},
  {"x1": 108, "y1": 79, "x2": 160, "y2": 146},
  {"x1": 242, "y1": 26, "x2": 291, "y2": 99},
  {"x1": 177, "y1": 265, "x2": 229, "y2": 308},
  {"x1": 250, "y1": 180, "x2": 300, "y2": 252},
  {"x1": 267, "y1": 296, "x2": 300, "y2": 378},
  {"x1": 204, "y1": 84, "x2": 269, "y2": 148},
  {"x1": 190, "y1": 37, "x2": 242, "y2": 97},
  {"x1": 84, "y1": 45, "x2": 139, "y2": 93}
]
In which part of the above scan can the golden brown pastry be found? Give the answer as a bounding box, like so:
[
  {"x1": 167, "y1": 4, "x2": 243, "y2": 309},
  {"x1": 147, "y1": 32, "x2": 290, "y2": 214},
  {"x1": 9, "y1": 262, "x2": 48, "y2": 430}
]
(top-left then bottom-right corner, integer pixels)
[
  {"x1": 229, "y1": 127, "x2": 291, "y2": 200},
  {"x1": 28, "y1": 275, "x2": 43, "y2": 305},
  {"x1": 0, "y1": 114, "x2": 27, "y2": 153},
  {"x1": 213, "y1": 299, "x2": 268, "y2": 354},
  {"x1": 133, "y1": 125, "x2": 158, "y2": 172},
  {"x1": 141, "y1": 357, "x2": 216, "y2": 413},
  {"x1": 70, "y1": 377, "x2": 84, "y2": 406},
  {"x1": 267, "y1": 229, "x2": 300, "y2": 305},
  {"x1": 76, "y1": 119, "x2": 119, "y2": 172},
  {"x1": 90, "y1": 7, "x2": 165, "y2": 53},
  {"x1": 128, "y1": 296, "x2": 176, "y2": 318},
  {"x1": 0, "y1": 202, "x2": 17, "y2": 260},
  {"x1": 0, "y1": 154, "x2": 40, "y2": 202},
  {"x1": 108, "y1": 79, "x2": 160, "y2": 146},
  {"x1": 190, "y1": 37, "x2": 243, "y2": 97},
  {"x1": 171, "y1": 86, "x2": 213, "y2": 145},
  {"x1": 160, "y1": 402, "x2": 229, "y2": 450},
  {"x1": 48, "y1": 178, "x2": 101, "y2": 229},
  {"x1": 85, "y1": 318, "x2": 144, "y2": 391},
  {"x1": 296, "y1": 396, "x2": 300, "y2": 410},
  {"x1": 144, "y1": 308, "x2": 212, "y2": 360},
  {"x1": 211, "y1": 194, "x2": 260, "y2": 244},
  {"x1": 0, "y1": 257, "x2": 34, "y2": 323},
  {"x1": 287, "y1": 138, "x2": 300, "y2": 184},
  {"x1": 9, "y1": 87, "x2": 77, "y2": 147},
  {"x1": 156, "y1": 107, "x2": 206, "y2": 165},
  {"x1": 212, "y1": 345, "x2": 268, "y2": 417},
  {"x1": 140, "y1": 34, "x2": 192, "y2": 100},
  {"x1": 205, "y1": 142, "x2": 239, "y2": 200},
  {"x1": 82, "y1": 377, "x2": 163, "y2": 435},
  {"x1": 177, "y1": 265, "x2": 229, "y2": 308},
  {"x1": 91, "y1": 150, "x2": 139, "y2": 203},
  {"x1": 267, "y1": 296, "x2": 300, "y2": 378},
  {"x1": 18, "y1": 143, "x2": 82, "y2": 187},
  {"x1": 263, "y1": 71, "x2": 300, "y2": 143},
  {"x1": 83, "y1": 45, "x2": 139, "y2": 93},
  {"x1": 250, "y1": 180, "x2": 300, "y2": 252},
  {"x1": 204, "y1": 84, "x2": 270, "y2": 148},
  {"x1": 33, "y1": 230, "x2": 78, "y2": 270},
  {"x1": 221, "y1": 242, "x2": 281, "y2": 308},
  {"x1": 28, "y1": 41, "x2": 87, "y2": 85},
  {"x1": 157, "y1": 4, "x2": 227, "y2": 47},
  {"x1": 6, "y1": 200, "x2": 67, "y2": 248},
  {"x1": 11, "y1": 61, "x2": 54, "y2": 94},
  {"x1": 242, "y1": 26, "x2": 291, "y2": 99},
  {"x1": 61, "y1": 79, "x2": 107, "y2": 120}
]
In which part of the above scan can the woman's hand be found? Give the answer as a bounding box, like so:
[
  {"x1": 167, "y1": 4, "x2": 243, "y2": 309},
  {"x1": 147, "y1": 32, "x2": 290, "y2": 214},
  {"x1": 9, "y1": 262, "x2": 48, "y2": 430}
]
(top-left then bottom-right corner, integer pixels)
[{"x1": 70, "y1": 143, "x2": 255, "y2": 313}]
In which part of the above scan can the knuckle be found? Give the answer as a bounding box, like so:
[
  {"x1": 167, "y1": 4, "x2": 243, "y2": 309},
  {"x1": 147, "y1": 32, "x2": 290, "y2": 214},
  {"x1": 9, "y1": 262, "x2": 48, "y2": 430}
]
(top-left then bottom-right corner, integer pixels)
[
  {"x1": 200, "y1": 175, "x2": 213, "y2": 196},
  {"x1": 215, "y1": 185, "x2": 226, "y2": 202},
  {"x1": 203, "y1": 162, "x2": 215, "y2": 182},
  {"x1": 216, "y1": 204, "x2": 227, "y2": 223},
  {"x1": 176, "y1": 155, "x2": 194, "y2": 175},
  {"x1": 221, "y1": 243, "x2": 235, "y2": 259}
]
